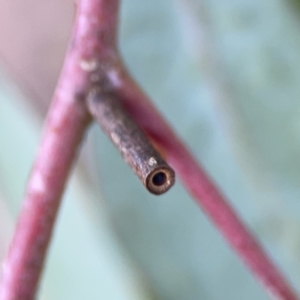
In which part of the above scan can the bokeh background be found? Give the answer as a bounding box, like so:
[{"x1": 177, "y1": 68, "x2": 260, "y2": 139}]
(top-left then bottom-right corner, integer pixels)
[{"x1": 1, "y1": 0, "x2": 300, "y2": 299}]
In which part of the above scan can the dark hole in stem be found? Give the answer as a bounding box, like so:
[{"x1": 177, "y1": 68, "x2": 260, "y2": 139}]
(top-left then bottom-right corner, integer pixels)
[{"x1": 152, "y1": 172, "x2": 167, "y2": 186}]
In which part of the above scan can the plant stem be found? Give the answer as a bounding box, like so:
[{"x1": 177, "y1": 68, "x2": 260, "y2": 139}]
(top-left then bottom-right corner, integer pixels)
[
  {"x1": 1, "y1": 0, "x2": 299, "y2": 299},
  {"x1": 0, "y1": 98, "x2": 90, "y2": 300},
  {"x1": 86, "y1": 90, "x2": 175, "y2": 195},
  {"x1": 111, "y1": 68, "x2": 299, "y2": 300},
  {"x1": 0, "y1": 0, "x2": 119, "y2": 299}
]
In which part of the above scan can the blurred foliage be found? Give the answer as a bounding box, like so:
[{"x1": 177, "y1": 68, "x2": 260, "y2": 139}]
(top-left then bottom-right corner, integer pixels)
[
  {"x1": 287, "y1": 0, "x2": 300, "y2": 11},
  {"x1": 1, "y1": 0, "x2": 300, "y2": 299}
]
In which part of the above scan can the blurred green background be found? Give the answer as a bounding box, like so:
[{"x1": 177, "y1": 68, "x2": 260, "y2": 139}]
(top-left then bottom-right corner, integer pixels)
[{"x1": 1, "y1": 0, "x2": 300, "y2": 299}]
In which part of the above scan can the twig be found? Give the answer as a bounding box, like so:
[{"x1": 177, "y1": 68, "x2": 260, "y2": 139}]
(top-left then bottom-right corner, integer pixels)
[
  {"x1": 0, "y1": 98, "x2": 90, "y2": 300},
  {"x1": 87, "y1": 89, "x2": 175, "y2": 194},
  {"x1": 0, "y1": 0, "x2": 118, "y2": 299},
  {"x1": 108, "y1": 67, "x2": 299, "y2": 300},
  {"x1": 0, "y1": 0, "x2": 298, "y2": 299}
]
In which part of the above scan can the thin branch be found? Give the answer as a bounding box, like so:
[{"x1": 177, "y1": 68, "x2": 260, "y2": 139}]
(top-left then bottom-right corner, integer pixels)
[
  {"x1": 1, "y1": 0, "x2": 299, "y2": 299},
  {"x1": 0, "y1": 99, "x2": 90, "y2": 300},
  {"x1": 87, "y1": 90, "x2": 175, "y2": 194},
  {"x1": 0, "y1": 1, "x2": 119, "y2": 299},
  {"x1": 74, "y1": 0, "x2": 119, "y2": 57},
  {"x1": 108, "y1": 66, "x2": 299, "y2": 300}
]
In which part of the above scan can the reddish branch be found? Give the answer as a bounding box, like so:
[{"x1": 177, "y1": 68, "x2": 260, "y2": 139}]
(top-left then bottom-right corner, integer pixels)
[
  {"x1": 0, "y1": 1, "x2": 118, "y2": 299},
  {"x1": 0, "y1": 0, "x2": 298, "y2": 299},
  {"x1": 114, "y1": 69, "x2": 299, "y2": 300}
]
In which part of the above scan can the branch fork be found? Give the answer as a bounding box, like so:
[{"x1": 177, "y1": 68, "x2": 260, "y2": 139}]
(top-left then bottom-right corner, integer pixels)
[{"x1": 0, "y1": 0, "x2": 298, "y2": 299}]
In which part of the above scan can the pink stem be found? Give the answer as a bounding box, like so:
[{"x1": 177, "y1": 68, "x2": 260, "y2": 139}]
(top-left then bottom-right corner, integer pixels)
[
  {"x1": 1, "y1": 0, "x2": 298, "y2": 299},
  {"x1": 113, "y1": 70, "x2": 299, "y2": 300},
  {"x1": 0, "y1": 99, "x2": 90, "y2": 300},
  {"x1": 0, "y1": 1, "x2": 119, "y2": 299}
]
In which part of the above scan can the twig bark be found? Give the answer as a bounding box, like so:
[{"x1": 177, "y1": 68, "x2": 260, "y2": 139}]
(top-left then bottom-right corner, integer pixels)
[
  {"x1": 0, "y1": 0, "x2": 298, "y2": 299},
  {"x1": 0, "y1": 0, "x2": 118, "y2": 299},
  {"x1": 110, "y1": 68, "x2": 299, "y2": 300},
  {"x1": 87, "y1": 90, "x2": 175, "y2": 195}
]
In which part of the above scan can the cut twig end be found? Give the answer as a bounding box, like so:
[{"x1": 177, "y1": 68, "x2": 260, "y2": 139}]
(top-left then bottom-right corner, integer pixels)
[
  {"x1": 146, "y1": 165, "x2": 175, "y2": 195},
  {"x1": 86, "y1": 89, "x2": 175, "y2": 196}
]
